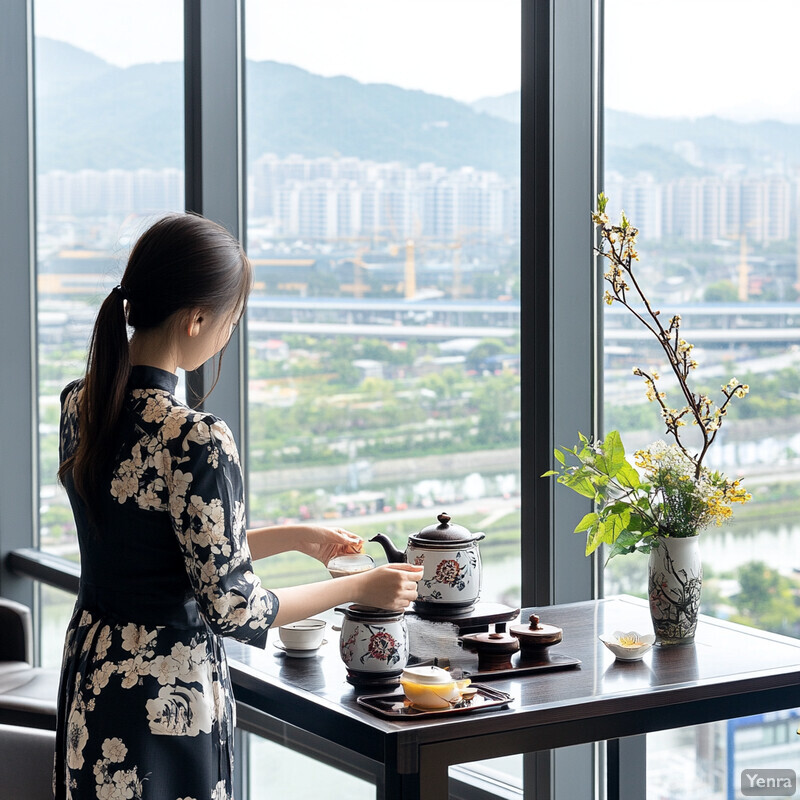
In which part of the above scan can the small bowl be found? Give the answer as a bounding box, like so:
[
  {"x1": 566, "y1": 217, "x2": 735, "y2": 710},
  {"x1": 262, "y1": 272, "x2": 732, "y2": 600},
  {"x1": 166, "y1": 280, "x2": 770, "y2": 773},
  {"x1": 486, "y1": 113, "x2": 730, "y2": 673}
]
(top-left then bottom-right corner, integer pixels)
[
  {"x1": 279, "y1": 619, "x2": 326, "y2": 650},
  {"x1": 399, "y1": 665, "x2": 472, "y2": 709},
  {"x1": 327, "y1": 553, "x2": 376, "y2": 578},
  {"x1": 599, "y1": 630, "x2": 655, "y2": 661}
]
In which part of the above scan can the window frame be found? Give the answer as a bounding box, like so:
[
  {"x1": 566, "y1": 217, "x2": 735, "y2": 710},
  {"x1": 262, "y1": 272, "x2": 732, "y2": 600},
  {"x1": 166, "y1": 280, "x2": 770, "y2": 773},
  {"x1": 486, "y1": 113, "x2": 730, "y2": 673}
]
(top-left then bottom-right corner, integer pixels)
[
  {"x1": 0, "y1": 0, "x2": 610, "y2": 797},
  {"x1": 0, "y1": 0, "x2": 38, "y2": 623}
]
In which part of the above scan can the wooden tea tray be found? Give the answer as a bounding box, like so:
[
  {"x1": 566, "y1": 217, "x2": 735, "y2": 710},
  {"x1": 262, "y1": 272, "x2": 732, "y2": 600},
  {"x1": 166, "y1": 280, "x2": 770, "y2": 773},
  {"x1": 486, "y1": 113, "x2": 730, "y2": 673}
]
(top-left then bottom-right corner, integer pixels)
[
  {"x1": 356, "y1": 684, "x2": 512, "y2": 720},
  {"x1": 459, "y1": 652, "x2": 581, "y2": 680},
  {"x1": 408, "y1": 651, "x2": 581, "y2": 681}
]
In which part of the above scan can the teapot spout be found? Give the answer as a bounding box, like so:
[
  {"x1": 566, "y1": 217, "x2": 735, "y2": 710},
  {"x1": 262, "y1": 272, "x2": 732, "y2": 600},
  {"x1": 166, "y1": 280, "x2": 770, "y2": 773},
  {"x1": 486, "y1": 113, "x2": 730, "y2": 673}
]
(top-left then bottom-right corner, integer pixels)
[{"x1": 369, "y1": 533, "x2": 406, "y2": 564}]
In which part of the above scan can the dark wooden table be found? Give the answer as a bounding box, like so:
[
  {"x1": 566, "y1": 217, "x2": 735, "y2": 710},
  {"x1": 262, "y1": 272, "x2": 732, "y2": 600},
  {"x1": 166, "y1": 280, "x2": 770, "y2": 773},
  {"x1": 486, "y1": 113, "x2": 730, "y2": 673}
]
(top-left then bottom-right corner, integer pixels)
[{"x1": 226, "y1": 595, "x2": 800, "y2": 799}]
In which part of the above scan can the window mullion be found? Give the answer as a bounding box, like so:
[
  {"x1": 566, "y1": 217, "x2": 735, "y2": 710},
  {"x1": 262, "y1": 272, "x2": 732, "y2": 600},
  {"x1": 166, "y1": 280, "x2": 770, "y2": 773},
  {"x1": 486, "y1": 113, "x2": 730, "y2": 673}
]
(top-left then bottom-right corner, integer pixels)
[
  {"x1": 0, "y1": 0, "x2": 37, "y2": 614},
  {"x1": 183, "y1": 0, "x2": 248, "y2": 470}
]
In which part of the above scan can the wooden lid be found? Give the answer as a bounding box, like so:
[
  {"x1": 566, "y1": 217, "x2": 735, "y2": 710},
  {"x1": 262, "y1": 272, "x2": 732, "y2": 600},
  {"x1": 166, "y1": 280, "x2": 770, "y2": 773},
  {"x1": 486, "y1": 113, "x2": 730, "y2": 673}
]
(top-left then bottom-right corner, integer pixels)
[
  {"x1": 509, "y1": 613, "x2": 563, "y2": 646},
  {"x1": 461, "y1": 631, "x2": 520, "y2": 655}
]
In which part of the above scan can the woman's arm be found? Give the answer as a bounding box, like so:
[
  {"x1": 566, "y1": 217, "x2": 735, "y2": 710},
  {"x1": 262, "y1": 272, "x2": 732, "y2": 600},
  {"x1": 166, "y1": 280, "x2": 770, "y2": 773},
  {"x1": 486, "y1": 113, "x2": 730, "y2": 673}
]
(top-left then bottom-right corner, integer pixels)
[
  {"x1": 271, "y1": 563, "x2": 423, "y2": 627},
  {"x1": 247, "y1": 523, "x2": 363, "y2": 562}
]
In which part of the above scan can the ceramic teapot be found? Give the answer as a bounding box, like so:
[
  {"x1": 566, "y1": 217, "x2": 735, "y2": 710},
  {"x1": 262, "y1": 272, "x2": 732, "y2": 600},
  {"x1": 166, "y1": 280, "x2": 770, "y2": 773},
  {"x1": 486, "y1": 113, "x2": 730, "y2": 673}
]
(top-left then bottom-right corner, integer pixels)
[
  {"x1": 370, "y1": 512, "x2": 485, "y2": 616},
  {"x1": 335, "y1": 603, "x2": 409, "y2": 687}
]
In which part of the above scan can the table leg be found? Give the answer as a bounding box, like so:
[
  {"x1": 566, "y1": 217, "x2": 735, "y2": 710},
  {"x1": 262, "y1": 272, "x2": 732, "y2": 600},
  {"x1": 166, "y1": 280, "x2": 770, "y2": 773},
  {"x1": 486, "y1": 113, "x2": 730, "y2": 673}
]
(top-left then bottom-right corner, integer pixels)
[
  {"x1": 381, "y1": 747, "x2": 448, "y2": 800},
  {"x1": 607, "y1": 736, "x2": 647, "y2": 800}
]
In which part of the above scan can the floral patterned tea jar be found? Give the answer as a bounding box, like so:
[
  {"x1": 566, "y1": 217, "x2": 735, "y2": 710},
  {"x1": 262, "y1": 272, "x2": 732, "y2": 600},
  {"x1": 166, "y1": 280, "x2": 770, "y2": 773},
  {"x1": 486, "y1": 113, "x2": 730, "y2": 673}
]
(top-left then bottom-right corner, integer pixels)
[
  {"x1": 335, "y1": 604, "x2": 409, "y2": 687},
  {"x1": 370, "y1": 512, "x2": 485, "y2": 617}
]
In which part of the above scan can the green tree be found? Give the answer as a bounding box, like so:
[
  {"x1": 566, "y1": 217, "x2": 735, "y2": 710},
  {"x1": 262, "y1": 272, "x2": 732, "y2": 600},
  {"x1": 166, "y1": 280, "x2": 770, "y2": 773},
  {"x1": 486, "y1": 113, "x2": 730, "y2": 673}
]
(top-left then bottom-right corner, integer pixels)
[
  {"x1": 731, "y1": 561, "x2": 799, "y2": 636},
  {"x1": 703, "y1": 280, "x2": 739, "y2": 302}
]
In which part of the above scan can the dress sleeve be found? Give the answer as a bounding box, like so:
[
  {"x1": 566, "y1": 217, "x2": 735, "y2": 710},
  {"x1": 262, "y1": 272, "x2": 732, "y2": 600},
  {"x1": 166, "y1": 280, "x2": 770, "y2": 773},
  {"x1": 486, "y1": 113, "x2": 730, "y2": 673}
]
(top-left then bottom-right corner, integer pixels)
[
  {"x1": 58, "y1": 379, "x2": 81, "y2": 465},
  {"x1": 167, "y1": 413, "x2": 278, "y2": 648}
]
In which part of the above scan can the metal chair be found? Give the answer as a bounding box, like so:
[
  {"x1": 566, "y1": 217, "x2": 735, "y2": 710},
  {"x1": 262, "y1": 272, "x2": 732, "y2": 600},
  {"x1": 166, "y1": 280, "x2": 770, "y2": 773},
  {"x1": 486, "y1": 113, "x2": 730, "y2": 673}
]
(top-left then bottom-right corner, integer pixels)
[
  {"x1": 0, "y1": 598, "x2": 59, "y2": 731},
  {"x1": 0, "y1": 722, "x2": 55, "y2": 800}
]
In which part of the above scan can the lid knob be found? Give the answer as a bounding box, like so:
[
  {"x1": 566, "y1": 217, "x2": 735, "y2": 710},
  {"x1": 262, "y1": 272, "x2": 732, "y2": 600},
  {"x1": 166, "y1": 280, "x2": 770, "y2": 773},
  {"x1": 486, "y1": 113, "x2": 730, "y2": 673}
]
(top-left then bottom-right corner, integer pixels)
[
  {"x1": 415, "y1": 512, "x2": 484, "y2": 543},
  {"x1": 529, "y1": 613, "x2": 541, "y2": 630}
]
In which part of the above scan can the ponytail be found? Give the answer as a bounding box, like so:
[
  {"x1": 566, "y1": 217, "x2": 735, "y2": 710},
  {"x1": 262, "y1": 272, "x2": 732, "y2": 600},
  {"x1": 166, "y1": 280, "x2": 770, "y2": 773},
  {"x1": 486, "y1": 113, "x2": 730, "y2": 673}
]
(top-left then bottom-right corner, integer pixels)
[{"x1": 58, "y1": 285, "x2": 131, "y2": 528}]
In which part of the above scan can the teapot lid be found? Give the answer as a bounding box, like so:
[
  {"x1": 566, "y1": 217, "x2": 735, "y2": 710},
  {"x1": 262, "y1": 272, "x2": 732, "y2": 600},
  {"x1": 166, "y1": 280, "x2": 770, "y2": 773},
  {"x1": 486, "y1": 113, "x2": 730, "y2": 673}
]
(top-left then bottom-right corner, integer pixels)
[
  {"x1": 335, "y1": 603, "x2": 405, "y2": 622},
  {"x1": 412, "y1": 512, "x2": 482, "y2": 543},
  {"x1": 400, "y1": 665, "x2": 454, "y2": 685}
]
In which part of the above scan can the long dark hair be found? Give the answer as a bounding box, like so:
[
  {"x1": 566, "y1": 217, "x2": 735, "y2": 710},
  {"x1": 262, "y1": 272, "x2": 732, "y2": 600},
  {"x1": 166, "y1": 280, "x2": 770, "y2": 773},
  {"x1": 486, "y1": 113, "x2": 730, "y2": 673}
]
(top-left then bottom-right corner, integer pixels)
[{"x1": 58, "y1": 212, "x2": 253, "y2": 526}]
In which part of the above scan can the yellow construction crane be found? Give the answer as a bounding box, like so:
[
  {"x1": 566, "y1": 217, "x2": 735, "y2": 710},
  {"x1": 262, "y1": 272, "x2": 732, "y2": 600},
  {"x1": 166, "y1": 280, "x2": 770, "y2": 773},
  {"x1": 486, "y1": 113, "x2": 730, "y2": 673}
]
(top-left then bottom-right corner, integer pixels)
[{"x1": 342, "y1": 246, "x2": 369, "y2": 298}]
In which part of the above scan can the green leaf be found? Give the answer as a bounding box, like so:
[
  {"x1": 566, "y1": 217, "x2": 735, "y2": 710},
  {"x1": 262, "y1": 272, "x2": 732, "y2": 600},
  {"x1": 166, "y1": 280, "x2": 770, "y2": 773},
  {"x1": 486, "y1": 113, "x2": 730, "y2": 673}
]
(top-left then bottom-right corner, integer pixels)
[
  {"x1": 596, "y1": 430, "x2": 626, "y2": 477},
  {"x1": 574, "y1": 512, "x2": 599, "y2": 533},
  {"x1": 607, "y1": 500, "x2": 630, "y2": 515},
  {"x1": 605, "y1": 529, "x2": 641, "y2": 561},
  {"x1": 541, "y1": 470, "x2": 559, "y2": 477},
  {"x1": 562, "y1": 474, "x2": 596, "y2": 498},
  {"x1": 585, "y1": 521, "x2": 606, "y2": 556},
  {"x1": 605, "y1": 508, "x2": 631, "y2": 543},
  {"x1": 615, "y1": 462, "x2": 640, "y2": 489},
  {"x1": 553, "y1": 449, "x2": 566, "y2": 465}
]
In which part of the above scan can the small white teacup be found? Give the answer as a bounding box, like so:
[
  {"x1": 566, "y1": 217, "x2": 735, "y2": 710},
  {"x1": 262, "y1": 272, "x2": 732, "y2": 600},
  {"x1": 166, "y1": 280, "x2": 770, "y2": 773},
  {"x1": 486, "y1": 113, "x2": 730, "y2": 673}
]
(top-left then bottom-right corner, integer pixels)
[{"x1": 279, "y1": 619, "x2": 326, "y2": 650}]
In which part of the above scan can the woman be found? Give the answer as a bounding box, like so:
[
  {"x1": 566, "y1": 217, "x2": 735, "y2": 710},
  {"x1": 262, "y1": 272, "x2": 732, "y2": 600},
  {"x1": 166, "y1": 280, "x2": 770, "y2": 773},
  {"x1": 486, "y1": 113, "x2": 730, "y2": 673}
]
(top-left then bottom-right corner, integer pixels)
[{"x1": 54, "y1": 213, "x2": 422, "y2": 799}]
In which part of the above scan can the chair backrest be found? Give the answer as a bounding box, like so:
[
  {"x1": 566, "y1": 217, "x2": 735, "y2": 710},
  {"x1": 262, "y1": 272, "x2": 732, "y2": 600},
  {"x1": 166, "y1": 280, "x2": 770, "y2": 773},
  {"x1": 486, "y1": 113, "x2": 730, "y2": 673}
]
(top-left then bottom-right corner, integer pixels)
[
  {"x1": 0, "y1": 598, "x2": 33, "y2": 664},
  {"x1": 0, "y1": 723, "x2": 55, "y2": 800}
]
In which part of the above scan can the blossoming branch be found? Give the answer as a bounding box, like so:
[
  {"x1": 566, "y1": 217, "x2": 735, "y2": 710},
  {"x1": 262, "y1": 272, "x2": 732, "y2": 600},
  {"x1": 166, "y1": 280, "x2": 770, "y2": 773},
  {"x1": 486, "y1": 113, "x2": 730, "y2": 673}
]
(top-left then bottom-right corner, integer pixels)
[{"x1": 593, "y1": 192, "x2": 749, "y2": 480}]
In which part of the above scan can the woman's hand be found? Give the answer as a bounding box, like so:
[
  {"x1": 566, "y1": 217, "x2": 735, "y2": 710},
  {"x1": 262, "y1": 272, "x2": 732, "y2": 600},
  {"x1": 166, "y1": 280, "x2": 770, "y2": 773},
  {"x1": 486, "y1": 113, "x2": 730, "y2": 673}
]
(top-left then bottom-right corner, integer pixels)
[
  {"x1": 294, "y1": 525, "x2": 364, "y2": 566},
  {"x1": 351, "y1": 563, "x2": 424, "y2": 610}
]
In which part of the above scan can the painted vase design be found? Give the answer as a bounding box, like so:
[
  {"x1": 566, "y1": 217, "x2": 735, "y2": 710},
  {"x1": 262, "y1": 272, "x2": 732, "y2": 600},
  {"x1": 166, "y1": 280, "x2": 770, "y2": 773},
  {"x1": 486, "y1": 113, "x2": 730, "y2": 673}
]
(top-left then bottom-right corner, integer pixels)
[
  {"x1": 648, "y1": 535, "x2": 702, "y2": 645},
  {"x1": 337, "y1": 606, "x2": 408, "y2": 677},
  {"x1": 362, "y1": 628, "x2": 401, "y2": 666},
  {"x1": 417, "y1": 549, "x2": 480, "y2": 603}
]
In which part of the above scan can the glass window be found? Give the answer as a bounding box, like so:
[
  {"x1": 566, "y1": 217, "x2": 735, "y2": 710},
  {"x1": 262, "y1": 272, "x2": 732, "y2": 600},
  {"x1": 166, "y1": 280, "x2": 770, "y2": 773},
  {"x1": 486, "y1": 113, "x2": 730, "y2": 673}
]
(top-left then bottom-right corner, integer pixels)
[
  {"x1": 244, "y1": 0, "x2": 521, "y2": 606},
  {"x1": 244, "y1": 0, "x2": 521, "y2": 793},
  {"x1": 33, "y1": 0, "x2": 184, "y2": 666},
  {"x1": 603, "y1": 1, "x2": 800, "y2": 796}
]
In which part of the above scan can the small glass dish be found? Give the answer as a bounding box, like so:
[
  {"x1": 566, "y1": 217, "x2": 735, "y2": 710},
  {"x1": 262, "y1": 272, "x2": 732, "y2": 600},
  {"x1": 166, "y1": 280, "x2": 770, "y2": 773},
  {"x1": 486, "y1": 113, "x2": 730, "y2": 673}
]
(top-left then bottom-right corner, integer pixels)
[
  {"x1": 598, "y1": 630, "x2": 655, "y2": 661},
  {"x1": 327, "y1": 553, "x2": 376, "y2": 578}
]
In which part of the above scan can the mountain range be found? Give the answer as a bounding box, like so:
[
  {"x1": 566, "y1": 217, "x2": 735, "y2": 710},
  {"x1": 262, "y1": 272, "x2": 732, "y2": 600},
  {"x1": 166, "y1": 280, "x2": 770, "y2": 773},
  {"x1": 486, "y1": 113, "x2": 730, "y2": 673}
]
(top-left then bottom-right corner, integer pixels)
[
  {"x1": 35, "y1": 38, "x2": 800, "y2": 180},
  {"x1": 35, "y1": 38, "x2": 518, "y2": 176}
]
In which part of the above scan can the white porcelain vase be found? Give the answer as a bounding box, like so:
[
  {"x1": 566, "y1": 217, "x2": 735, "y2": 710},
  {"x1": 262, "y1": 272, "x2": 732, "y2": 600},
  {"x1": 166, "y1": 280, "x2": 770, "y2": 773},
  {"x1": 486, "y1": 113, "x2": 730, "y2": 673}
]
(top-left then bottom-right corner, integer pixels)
[{"x1": 648, "y1": 534, "x2": 702, "y2": 645}]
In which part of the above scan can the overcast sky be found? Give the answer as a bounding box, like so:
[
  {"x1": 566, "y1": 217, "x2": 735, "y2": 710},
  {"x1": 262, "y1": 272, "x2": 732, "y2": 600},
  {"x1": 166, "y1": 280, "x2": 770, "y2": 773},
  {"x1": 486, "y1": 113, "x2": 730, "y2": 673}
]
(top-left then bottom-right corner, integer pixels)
[{"x1": 33, "y1": 0, "x2": 800, "y2": 122}]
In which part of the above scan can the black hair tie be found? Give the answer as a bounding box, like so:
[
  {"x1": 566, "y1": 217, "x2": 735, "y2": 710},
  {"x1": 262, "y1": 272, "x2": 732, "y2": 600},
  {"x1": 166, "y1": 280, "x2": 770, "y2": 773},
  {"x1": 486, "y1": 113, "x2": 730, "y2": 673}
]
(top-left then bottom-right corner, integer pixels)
[{"x1": 112, "y1": 284, "x2": 129, "y2": 301}]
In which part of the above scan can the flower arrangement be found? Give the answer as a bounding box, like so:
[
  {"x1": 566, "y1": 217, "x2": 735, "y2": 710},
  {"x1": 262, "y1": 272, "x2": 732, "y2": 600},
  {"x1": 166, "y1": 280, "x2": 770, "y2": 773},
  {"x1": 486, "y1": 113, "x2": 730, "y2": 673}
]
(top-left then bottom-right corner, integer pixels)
[{"x1": 545, "y1": 194, "x2": 751, "y2": 561}]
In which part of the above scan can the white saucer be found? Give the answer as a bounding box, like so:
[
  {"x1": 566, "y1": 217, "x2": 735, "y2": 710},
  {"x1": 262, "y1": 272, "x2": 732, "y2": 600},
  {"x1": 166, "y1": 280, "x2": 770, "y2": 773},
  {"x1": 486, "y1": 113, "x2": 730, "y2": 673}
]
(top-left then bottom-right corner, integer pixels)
[
  {"x1": 599, "y1": 631, "x2": 654, "y2": 661},
  {"x1": 274, "y1": 640, "x2": 327, "y2": 658}
]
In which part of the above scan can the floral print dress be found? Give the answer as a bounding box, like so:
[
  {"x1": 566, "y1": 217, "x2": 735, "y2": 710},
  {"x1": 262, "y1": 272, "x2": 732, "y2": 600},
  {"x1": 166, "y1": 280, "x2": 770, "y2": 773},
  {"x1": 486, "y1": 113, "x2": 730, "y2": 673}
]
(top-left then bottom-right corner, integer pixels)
[{"x1": 54, "y1": 365, "x2": 279, "y2": 800}]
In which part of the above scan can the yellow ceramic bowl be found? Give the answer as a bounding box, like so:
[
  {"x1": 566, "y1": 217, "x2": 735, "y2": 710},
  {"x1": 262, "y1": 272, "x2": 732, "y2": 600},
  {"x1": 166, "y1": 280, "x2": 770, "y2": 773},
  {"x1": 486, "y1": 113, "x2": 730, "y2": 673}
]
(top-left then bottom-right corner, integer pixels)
[{"x1": 399, "y1": 666, "x2": 471, "y2": 709}]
